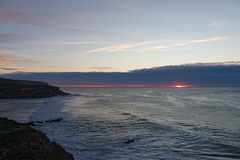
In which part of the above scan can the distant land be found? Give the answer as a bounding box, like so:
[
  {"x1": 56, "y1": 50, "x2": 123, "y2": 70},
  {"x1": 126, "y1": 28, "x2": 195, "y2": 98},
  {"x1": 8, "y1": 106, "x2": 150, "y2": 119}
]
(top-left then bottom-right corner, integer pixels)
[{"x1": 0, "y1": 77, "x2": 69, "y2": 99}]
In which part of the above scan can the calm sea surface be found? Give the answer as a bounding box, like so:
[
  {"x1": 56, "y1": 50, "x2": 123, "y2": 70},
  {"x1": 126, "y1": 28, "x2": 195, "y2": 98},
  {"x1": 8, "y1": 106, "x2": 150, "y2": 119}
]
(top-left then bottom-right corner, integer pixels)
[{"x1": 1, "y1": 87, "x2": 240, "y2": 159}]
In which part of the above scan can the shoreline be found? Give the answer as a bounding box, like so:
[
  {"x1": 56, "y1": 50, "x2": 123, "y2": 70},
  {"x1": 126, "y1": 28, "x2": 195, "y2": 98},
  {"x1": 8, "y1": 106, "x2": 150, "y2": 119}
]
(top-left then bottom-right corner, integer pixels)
[
  {"x1": 0, "y1": 117, "x2": 74, "y2": 160},
  {"x1": 0, "y1": 78, "x2": 70, "y2": 99},
  {"x1": 0, "y1": 78, "x2": 73, "y2": 159}
]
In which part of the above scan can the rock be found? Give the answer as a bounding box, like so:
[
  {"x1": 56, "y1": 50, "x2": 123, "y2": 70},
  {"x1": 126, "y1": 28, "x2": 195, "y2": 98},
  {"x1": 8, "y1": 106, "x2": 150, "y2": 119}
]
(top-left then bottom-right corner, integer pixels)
[
  {"x1": 46, "y1": 118, "x2": 63, "y2": 123},
  {"x1": 26, "y1": 121, "x2": 35, "y2": 126},
  {"x1": 34, "y1": 121, "x2": 44, "y2": 124},
  {"x1": 0, "y1": 117, "x2": 74, "y2": 160},
  {"x1": 124, "y1": 139, "x2": 135, "y2": 144},
  {"x1": 33, "y1": 118, "x2": 63, "y2": 124}
]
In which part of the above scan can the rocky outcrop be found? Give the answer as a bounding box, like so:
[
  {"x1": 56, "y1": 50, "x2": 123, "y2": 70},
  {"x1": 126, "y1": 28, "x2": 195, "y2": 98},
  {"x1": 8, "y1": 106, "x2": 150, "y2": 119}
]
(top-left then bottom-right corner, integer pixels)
[
  {"x1": 0, "y1": 78, "x2": 70, "y2": 99},
  {"x1": 33, "y1": 118, "x2": 64, "y2": 124},
  {"x1": 123, "y1": 139, "x2": 135, "y2": 144},
  {"x1": 0, "y1": 117, "x2": 74, "y2": 160}
]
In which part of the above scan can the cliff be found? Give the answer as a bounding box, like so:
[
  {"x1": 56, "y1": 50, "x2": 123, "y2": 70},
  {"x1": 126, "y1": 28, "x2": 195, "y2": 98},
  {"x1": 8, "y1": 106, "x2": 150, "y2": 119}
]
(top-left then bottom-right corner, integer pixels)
[
  {"x1": 0, "y1": 78, "x2": 69, "y2": 99},
  {"x1": 0, "y1": 78, "x2": 48, "y2": 86},
  {"x1": 0, "y1": 117, "x2": 74, "y2": 160}
]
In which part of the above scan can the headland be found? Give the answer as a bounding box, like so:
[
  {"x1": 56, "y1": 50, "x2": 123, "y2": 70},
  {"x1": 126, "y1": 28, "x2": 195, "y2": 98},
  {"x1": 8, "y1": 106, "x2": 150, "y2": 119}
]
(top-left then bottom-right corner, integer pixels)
[
  {"x1": 0, "y1": 117, "x2": 74, "y2": 160},
  {"x1": 0, "y1": 78, "x2": 69, "y2": 99}
]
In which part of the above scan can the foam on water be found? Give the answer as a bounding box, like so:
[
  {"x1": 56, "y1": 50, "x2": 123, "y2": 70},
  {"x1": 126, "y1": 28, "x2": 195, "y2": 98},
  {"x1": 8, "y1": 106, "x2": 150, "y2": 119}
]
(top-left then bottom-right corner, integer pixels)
[
  {"x1": 1, "y1": 87, "x2": 240, "y2": 159},
  {"x1": 29, "y1": 96, "x2": 72, "y2": 122}
]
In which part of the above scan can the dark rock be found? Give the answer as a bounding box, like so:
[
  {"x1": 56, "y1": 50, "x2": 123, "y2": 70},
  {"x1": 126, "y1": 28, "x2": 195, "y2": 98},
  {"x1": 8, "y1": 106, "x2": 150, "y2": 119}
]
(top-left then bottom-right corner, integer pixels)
[
  {"x1": 0, "y1": 117, "x2": 74, "y2": 160},
  {"x1": 124, "y1": 139, "x2": 135, "y2": 144},
  {"x1": 34, "y1": 121, "x2": 44, "y2": 124},
  {"x1": 46, "y1": 118, "x2": 63, "y2": 123},
  {"x1": 26, "y1": 121, "x2": 35, "y2": 126},
  {"x1": 33, "y1": 118, "x2": 63, "y2": 124}
]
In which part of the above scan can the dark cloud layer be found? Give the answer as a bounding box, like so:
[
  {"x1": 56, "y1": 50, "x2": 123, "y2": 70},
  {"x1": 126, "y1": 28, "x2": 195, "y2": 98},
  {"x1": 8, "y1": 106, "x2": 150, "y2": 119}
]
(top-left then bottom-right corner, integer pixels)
[{"x1": 1, "y1": 64, "x2": 240, "y2": 86}]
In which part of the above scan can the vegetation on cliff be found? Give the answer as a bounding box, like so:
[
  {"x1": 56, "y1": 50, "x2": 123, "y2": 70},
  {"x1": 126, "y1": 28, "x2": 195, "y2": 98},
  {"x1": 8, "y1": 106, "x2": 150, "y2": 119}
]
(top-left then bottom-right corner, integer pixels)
[{"x1": 0, "y1": 117, "x2": 74, "y2": 160}]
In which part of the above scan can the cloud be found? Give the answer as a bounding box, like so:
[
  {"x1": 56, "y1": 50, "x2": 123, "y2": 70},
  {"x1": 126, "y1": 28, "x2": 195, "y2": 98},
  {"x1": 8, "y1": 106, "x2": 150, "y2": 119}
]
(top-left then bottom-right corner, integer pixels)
[
  {"x1": 85, "y1": 36, "x2": 229, "y2": 54},
  {"x1": 0, "y1": 58, "x2": 40, "y2": 63},
  {"x1": 0, "y1": 8, "x2": 101, "y2": 33},
  {"x1": 49, "y1": 41, "x2": 103, "y2": 45},
  {"x1": 208, "y1": 20, "x2": 227, "y2": 27},
  {"x1": 0, "y1": 52, "x2": 10, "y2": 62},
  {"x1": 86, "y1": 40, "x2": 164, "y2": 53},
  {"x1": 131, "y1": 61, "x2": 240, "y2": 72},
  {"x1": 190, "y1": 37, "x2": 228, "y2": 43},
  {"x1": 0, "y1": 67, "x2": 17, "y2": 70},
  {"x1": 51, "y1": 25, "x2": 99, "y2": 32},
  {"x1": 0, "y1": 49, "x2": 40, "y2": 63},
  {"x1": 1, "y1": 61, "x2": 240, "y2": 87},
  {"x1": 182, "y1": 61, "x2": 240, "y2": 66},
  {"x1": 90, "y1": 66, "x2": 112, "y2": 71}
]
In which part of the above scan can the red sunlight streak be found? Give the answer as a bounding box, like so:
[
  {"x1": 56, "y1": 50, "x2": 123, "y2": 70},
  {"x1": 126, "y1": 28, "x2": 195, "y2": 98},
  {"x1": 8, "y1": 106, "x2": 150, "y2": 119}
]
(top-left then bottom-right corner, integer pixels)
[
  {"x1": 170, "y1": 84, "x2": 196, "y2": 88},
  {"x1": 57, "y1": 85, "x2": 151, "y2": 88},
  {"x1": 57, "y1": 84, "x2": 196, "y2": 88}
]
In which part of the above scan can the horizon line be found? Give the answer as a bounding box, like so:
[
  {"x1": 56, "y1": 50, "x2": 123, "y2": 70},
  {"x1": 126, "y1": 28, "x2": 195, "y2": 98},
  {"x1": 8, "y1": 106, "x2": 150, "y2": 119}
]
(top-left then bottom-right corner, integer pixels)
[{"x1": 57, "y1": 84, "x2": 196, "y2": 88}]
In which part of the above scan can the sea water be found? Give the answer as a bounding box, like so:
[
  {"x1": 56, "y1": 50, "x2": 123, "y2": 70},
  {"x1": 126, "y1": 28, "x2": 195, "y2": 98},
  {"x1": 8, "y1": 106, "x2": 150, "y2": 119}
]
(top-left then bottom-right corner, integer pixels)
[{"x1": 0, "y1": 87, "x2": 240, "y2": 159}]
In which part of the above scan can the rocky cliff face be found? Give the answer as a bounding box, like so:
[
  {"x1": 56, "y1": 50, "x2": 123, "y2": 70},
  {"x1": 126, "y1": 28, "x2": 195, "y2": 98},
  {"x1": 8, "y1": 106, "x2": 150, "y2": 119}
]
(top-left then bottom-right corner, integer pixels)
[
  {"x1": 0, "y1": 117, "x2": 74, "y2": 160},
  {"x1": 0, "y1": 78, "x2": 69, "y2": 99}
]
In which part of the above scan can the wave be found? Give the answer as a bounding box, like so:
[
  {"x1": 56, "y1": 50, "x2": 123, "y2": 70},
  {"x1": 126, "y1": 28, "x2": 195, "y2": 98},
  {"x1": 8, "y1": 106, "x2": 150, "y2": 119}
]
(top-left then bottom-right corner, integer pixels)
[{"x1": 29, "y1": 96, "x2": 72, "y2": 122}]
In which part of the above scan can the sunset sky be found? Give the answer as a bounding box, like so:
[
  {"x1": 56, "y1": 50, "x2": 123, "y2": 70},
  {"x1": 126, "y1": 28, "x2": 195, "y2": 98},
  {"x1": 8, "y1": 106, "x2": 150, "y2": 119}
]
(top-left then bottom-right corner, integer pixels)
[{"x1": 1, "y1": 0, "x2": 240, "y2": 86}]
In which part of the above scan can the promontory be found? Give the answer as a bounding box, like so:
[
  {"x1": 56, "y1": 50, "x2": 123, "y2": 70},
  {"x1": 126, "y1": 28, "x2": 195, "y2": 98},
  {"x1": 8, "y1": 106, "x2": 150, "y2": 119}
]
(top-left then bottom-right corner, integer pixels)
[{"x1": 0, "y1": 78, "x2": 69, "y2": 99}]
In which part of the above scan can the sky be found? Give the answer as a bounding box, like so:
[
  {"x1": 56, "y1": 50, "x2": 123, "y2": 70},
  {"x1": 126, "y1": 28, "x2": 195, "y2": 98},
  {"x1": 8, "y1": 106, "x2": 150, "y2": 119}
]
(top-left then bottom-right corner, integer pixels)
[{"x1": 0, "y1": 0, "x2": 240, "y2": 86}]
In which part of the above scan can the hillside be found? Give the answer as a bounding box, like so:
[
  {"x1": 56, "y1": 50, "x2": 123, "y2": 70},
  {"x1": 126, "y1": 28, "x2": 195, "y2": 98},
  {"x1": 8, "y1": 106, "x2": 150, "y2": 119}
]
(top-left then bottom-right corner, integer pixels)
[
  {"x1": 0, "y1": 78, "x2": 69, "y2": 99},
  {"x1": 0, "y1": 78, "x2": 48, "y2": 86},
  {"x1": 0, "y1": 117, "x2": 74, "y2": 160}
]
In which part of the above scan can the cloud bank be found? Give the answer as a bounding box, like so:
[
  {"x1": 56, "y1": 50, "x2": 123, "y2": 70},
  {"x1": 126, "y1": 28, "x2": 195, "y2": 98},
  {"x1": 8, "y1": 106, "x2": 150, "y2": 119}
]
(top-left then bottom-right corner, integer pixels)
[{"x1": 1, "y1": 62, "x2": 240, "y2": 87}]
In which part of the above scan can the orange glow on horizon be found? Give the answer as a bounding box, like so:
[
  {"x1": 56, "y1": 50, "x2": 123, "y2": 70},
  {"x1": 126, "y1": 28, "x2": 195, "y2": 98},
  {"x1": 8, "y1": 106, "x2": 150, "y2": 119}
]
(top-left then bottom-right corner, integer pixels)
[
  {"x1": 175, "y1": 85, "x2": 184, "y2": 88},
  {"x1": 170, "y1": 84, "x2": 195, "y2": 88},
  {"x1": 57, "y1": 84, "x2": 195, "y2": 88}
]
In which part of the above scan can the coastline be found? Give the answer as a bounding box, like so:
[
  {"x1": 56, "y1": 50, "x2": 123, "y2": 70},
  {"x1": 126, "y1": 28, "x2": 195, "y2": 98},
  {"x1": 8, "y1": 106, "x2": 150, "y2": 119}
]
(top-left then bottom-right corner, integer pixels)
[
  {"x1": 0, "y1": 117, "x2": 74, "y2": 160},
  {"x1": 0, "y1": 78, "x2": 70, "y2": 99},
  {"x1": 0, "y1": 78, "x2": 73, "y2": 159}
]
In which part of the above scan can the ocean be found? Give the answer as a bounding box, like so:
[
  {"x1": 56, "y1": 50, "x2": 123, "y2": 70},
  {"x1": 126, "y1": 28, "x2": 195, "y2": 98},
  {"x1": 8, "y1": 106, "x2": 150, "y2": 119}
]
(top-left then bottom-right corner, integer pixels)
[{"x1": 1, "y1": 87, "x2": 240, "y2": 159}]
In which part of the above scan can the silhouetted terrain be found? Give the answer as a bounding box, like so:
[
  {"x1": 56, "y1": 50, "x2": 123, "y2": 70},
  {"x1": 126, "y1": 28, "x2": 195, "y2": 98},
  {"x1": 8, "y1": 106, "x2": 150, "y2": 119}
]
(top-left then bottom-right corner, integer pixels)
[
  {"x1": 0, "y1": 78, "x2": 69, "y2": 99},
  {"x1": 0, "y1": 117, "x2": 74, "y2": 160},
  {"x1": 0, "y1": 78, "x2": 48, "y2": 86}
]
